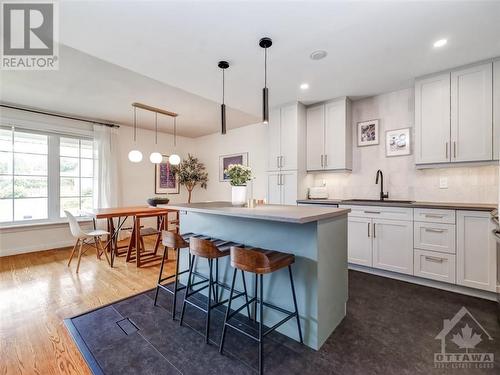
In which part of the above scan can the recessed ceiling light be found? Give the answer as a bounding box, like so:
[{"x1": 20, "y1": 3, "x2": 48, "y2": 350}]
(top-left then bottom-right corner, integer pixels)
[
  {"x1": 310, "y1": 50, "x2": 327, "y2": 60},
  {"x1": 433, "y1": 39, "x2": 447, "y2": 48},
  {"x1": 300, "y1": 83, "x2": 309, "y2": 90}
]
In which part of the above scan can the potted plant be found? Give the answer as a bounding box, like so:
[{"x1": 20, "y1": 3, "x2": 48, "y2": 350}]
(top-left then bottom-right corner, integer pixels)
[
  {"x1": 224, "y1": 164, "x2": 252, "y2": 206},
  {"x1": 172, "y1": 154, "x2": 208, "y2": 203}
]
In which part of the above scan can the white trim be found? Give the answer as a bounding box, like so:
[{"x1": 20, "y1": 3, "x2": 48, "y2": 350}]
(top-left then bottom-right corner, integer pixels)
[
  {"x1": 0, "y1": 217, "x2": 92, "y2": 232},
  {"x1": 349, "y1": 263, "x2": 498, "y2": 301},
  {"x1": 0, "y1": 239, "x2": 76, "y2": 257}
]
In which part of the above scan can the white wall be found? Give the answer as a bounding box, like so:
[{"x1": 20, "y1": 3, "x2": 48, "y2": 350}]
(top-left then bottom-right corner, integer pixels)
[
  {"x1": 191, "y1": 122, "x2": 267, "y2": 202},
  {"x1": 311, "y1": 88, "x2": 499, "y2": 204}
]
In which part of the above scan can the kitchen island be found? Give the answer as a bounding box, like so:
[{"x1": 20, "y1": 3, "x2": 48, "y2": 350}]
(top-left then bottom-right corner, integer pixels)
[{"x1": 163, "y1": 201, "x2": 350, "y2": 350}]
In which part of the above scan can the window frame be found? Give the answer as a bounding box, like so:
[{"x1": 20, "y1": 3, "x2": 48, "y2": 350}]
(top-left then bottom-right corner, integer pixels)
[{"x1": 0, "y1": 126, "x2": 96, "y2": 226}]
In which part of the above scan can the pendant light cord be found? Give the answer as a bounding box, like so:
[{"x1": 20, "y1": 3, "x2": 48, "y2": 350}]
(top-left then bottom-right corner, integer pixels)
[
  {"x1": 174, "y1": 117, "x2": 177, "y2": 147},
  {"x1": 155, "y1": 112, "x2": 158, "y2": 145},
  {"x1": 264, "y1": 47, "x2": 267, "y2": 89},
  {"x1": 222, "y1": 69, "x2": 225, "y2": 104},
  {"x1": 133, "y1": 106, "x2": 137, "y2": 142}
]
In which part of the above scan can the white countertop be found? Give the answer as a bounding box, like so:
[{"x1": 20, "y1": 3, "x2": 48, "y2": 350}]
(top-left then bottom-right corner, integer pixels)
[{"x1": 161, "y1": 201, "x2": 350, "y2": 224}]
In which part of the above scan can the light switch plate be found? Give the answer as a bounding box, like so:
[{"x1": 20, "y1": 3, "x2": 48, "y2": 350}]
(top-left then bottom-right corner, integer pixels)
[{"x1": 439, "y1": 177, "x2": 448, "y2": 189}]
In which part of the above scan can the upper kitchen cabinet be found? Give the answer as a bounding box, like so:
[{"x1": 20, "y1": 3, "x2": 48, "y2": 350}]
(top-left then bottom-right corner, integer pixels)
[
  {"x1": 414, "y1": 73, "x2": 451, "y2": 164},
  {"x1": 306, "y1": 97, "x2": 352, "y2": 172},
  {"x1": 415, "y1": 61, "x2": 495, "y2": 166},
  {"x1": 266, "y1": 102, "x2": 306, "y2": 171},
  {"x1": 494, "y1": 59, "x2": 500, "y2": 160},
  {"x1": 451, "y1": 63, "x2": 493, "y2": 162}
]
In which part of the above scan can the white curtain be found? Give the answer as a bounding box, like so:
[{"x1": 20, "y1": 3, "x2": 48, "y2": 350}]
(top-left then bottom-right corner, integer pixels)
[{"x1": 93, "y1": 125, "x2": 120, "y2": 208}]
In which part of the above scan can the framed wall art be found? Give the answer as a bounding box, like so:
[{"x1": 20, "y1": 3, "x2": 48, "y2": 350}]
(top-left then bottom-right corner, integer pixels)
[
  {"x1": 357, "y1": 119, "x2": 379, "y2": 147},
  {"x1": 155, "y1": 155, "x2": 179, "y2": 194},
  {"x1": 219, "y1": 152, "x2": 248, "y2": 182},
  {"x1": 386, "y1": 128, "x2": 411, "y2": 157}
]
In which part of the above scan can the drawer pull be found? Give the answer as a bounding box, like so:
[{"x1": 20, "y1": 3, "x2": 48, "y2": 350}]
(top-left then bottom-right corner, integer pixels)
[
  {"x1": 425, "y1": 255, "x2": 444, "y2": 263},
  {"x1": 424, "y1": 214, "x2": 445, "y2": 218},
  {"x1": 364, "y1": 211, "x2": 381, "y2": 214},
  {"x1": 424, "y1": 228, "x2": 445, "y2": 233}
]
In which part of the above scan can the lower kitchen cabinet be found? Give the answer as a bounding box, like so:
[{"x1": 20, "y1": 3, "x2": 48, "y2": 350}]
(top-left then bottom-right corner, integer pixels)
[
  {"x1": 347, "y1": 217, "x2": 372, "y2": 266},
  {"x1": 266, "y1": 171, "x2": 298, "y2": 205},
  {"x1": 372, "y1": 219, "x2": 413, "y2": 275},
  {"x1": 414, "y1": 249, "x2": 456, "y2": 284},
  {"x1": 456, "y1": 210, "x2": 497, "y2": 292}
]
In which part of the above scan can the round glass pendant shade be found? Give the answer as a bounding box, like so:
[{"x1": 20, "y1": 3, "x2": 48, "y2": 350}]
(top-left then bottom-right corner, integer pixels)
[
  {"x1": 128, "y1": 149, "x2": 143, "y2": 163},
  {"x1": 149, "y1": 152, "x2": 163, "y2": 164},
  {"x1": 169, "y1": 154, "x2": 181, "y2": 165}
]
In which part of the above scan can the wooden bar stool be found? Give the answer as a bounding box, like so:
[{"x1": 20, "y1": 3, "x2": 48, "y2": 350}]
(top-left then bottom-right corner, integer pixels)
[
  {"x1": 219, "y1": 247, "x2": 303, "y2": 374},
  {"x1": 154, "y1": 231, "x2": 194, "y2": 319},
  {"x1": 180, "y1": 237, "x2": 252, "y2": 344}
]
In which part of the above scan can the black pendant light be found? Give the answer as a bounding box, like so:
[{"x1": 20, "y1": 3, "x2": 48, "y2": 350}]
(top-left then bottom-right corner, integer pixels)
[
  {"x1": 218, "y1": 60, "x2": 229, "y2": 134},
  {"x1": 259, "y1": 37, "x2": 272, "y2": 124}
]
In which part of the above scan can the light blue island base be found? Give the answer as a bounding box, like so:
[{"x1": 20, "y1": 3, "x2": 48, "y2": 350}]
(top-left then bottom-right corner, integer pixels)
[{"x1": 175, "y1": 207, "x2": 348, "y2": 350}]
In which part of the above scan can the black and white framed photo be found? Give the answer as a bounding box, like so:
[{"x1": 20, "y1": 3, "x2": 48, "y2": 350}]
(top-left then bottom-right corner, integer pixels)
[
  {"x1": 155, "y1": 155, "x2": 180, "y2": 194},
  {"x1": 386, "y1": 128, "x2": 411, "y2": 157},
  {"x1": 219, "y1": 152, "x2": 248, "y2": 182},
  {"x1": 357, "y1": 119, "x2": 379, "y2": 147}
]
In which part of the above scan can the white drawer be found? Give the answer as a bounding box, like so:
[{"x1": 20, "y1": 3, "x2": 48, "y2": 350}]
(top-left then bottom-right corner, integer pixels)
[
  {"x1": 414, "y1": 249, "x2": 456, "y2": 284},
  {"x1": 414, "y1": 208, "x2": 455, "y2": 224},
  {"x1": 414, "y1": 222, "x2": 456, "y2": 254},
  {"x1": 340, "y1": 205, "x2": 413, "y2": 221}
]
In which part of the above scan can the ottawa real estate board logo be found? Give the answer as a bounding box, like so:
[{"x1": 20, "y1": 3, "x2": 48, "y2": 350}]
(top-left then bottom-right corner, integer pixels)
[
  {"x1": 1, "y1": 1, "x2": 59, "y2": 70},
  {"x1": 434, "y1": 307, "x2": 494, "y2": 369}
]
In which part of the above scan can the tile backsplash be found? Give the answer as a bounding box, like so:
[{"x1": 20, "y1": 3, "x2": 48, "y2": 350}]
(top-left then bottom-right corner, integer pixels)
[{"x1": 312, "y1": 88, "x2": 499, "y2": 204}]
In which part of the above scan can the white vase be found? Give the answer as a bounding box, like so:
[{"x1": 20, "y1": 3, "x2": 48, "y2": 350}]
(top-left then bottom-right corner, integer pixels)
[{"x1": 231, "y1": 185, "x2": 247, "y2": 206}]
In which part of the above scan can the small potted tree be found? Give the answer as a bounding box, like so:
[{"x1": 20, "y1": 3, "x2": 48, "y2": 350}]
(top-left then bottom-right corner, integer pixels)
[
  {"x1": 224, "y1": 164, "x2": 252, "y2": 206},
  {"x1": 172, "y1": 154, "x2": 208, "y2": 203}
]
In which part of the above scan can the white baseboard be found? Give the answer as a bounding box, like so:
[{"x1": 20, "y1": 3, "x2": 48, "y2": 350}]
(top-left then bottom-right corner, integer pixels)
[
  {"x1": 349, "y1": 264, "x2": 498, "y2": 301},
  {"x1": 0, "y1": 240, "x2": 75, "y2": 257}
]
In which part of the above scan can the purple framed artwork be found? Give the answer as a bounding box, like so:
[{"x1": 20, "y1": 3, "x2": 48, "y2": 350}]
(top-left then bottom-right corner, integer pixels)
[
  {"x1": 155, "y1": 155, "x2": 179, "y2": 194},
  {"x1": 219, "y1": 152, "x2": 248, "y2": 182}
]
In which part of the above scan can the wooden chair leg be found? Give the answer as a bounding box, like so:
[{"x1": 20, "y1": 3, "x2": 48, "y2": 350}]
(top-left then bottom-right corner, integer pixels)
[
  {"x1": 140, "y1": 237, "x2": 146, "y2": 254},
  {"x1": 94, "y1": 237, "x2": 101, "y2": 259},
  {"x1": 99, "y1": 237, "x2": 111, "y2": 266},
  {"x1": 126, "y1": 225, "x2": 135, "y2": 262},
  {"x1": 76, "y1": 240, "x2": 84, "y2": 273},
  {"x1": 68, "y1": 239, "x2": 79, "y2": 267}
]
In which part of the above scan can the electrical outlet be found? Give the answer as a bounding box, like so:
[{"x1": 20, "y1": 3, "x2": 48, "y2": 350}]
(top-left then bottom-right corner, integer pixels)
[{"x1": 439, "y1": 177, "x2": 448, "y2": 189}]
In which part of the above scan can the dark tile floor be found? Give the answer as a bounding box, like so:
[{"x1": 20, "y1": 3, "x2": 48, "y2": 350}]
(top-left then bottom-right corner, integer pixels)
[{"x1": 66, "y1": 271, "x2": 500, "y2": 374}]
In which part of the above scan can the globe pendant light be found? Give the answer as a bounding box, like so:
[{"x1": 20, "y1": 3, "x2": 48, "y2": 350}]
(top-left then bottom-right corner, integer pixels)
[
  {"x1": 168, "y1": 116, "x2": 181, "y2": 165},
  {"x1": 259, "y1": 37, "x2": 272, "y2": 124},
  {"x1": 128, "y1": 106, "x2": 143, "y2": 162},
  {"x1": 218, "y1": 60, "x2": 229, "y2": 134},
  {"x1": 149, "y1": 112, "x2": 163, "y2": 164}
]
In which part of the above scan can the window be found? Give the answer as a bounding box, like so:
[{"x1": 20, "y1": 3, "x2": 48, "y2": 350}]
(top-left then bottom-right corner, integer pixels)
[{"x1": 0, "y1": 126, "x2": 96, "y2": 224}]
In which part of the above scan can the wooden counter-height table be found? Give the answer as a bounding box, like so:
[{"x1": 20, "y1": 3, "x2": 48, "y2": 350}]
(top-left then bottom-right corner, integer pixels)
[{"x1": 84, "y1": 206, "x2": 178, "y2": 267}]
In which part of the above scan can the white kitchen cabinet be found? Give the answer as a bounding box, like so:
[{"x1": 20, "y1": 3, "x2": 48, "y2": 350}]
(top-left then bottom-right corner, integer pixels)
[
  {"x1": 414, "y1": 73, "x2": 451, "y2": 164},
  {"x1": 267, "y1": 103, "x2": 304, "y2": 171},
  {"x1": 414, "y1": 222, "x2": 456, "y2": 254},
  {"x1": 414, "y1": 249, "x2": 456, "y2": 284},
  {"x1": 372, "y1": 219, "x2": 414, "y2": 275},
  {"x1": 347, "y1": 217, "x2": 372, "y2": 266},
  {"x1": 451, "y1": 63, "x2": 493, "y2": 162},
  {"x1": 306, "y1": 98, "x2": 352, "y2": 171},
  {"x1": 456, "y1": 210, "x2": 497, "y2": 292},
  {"x1": 306, "y1": 105, "x2": 324, "y2": 171},
  {"x1": 266, "y1": 170, "x2": 298, "y2": 205},
  {"x1": 494, "y1": 59, "x2": 500, "y2": 160}
]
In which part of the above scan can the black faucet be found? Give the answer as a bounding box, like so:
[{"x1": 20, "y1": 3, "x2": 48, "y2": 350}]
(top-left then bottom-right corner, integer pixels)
[{"x1": 375, "y1": 170, "x2": 389, "y2": 201}]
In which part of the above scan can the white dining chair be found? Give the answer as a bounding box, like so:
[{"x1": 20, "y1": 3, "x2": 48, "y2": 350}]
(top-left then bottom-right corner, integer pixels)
[{"x1": 65, "y1": 210, "x2": 111, "y2": 273}]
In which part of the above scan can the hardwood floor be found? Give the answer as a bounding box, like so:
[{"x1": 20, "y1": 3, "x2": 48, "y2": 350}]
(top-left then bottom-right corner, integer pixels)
[{"x1": 0, "y1": 239, "x2": 175, "y2": 375}]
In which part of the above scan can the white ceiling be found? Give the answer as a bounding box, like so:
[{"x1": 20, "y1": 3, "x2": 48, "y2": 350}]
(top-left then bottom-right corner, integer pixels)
[{"x1": 3, "y1": 1, "x2": 500, "y2": 137}]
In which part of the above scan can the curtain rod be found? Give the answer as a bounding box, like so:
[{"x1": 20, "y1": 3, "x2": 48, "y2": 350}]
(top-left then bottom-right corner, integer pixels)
[{"x1": 0, "y1": 104, "x2": 120, "y2": 128}]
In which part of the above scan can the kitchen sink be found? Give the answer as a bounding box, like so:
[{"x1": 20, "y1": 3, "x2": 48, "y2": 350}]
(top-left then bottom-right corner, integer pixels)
[{"x1": 343, "y1": 199, "x2": 415, "y2": 204}]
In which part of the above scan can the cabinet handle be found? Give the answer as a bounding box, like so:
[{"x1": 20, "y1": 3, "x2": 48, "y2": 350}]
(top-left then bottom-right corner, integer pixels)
[
  {"x1": 424, "y1": 228, "x2": 445, "y2": 233},
  {"x1": 280, "y1": 174, "x2": 284, "y2": 186},
  {"x1": 453, "y1": 142, "x2": 456, "y2": 158},
  {"x1": 364, "y1": 211, "x2": 381, "y2": 214},
  {"x1": 324, "y1": 154, "x2": 328, "y2": 167},
  {"x1": 276, "y1": 156, "x2": 280, "y2": 168},
  {"x1": 425, "y1": 256, "x2": 444, "y2": 263},
  {"x1": 367, "y1": 222, "x2": 370, "y2": 237},
  {"x1": 424, "y1": 214, "x2": 444, "y2": 218},
  {"x1": 445, "y1": 142, "x2": 448, "y2": 159},
  {"x1": 373, "y1": 223, "x2": 376, "y2": 238},
  {"x1": 279, "y1": 156, "x2": 283, "y2": 168},
  {"x1": 320, "y1": 155, "x2": 324, "y2": 167}
]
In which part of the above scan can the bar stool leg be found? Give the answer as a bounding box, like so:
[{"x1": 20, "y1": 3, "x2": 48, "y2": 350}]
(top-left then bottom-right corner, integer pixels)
[
  {"x1": 172, "y1": 247, "x2": 181, "y2": 319},
  {"x1": 215, "y1": 258, "x2": 219, "y2": 303},
  {"x1": 205, "y1": 258, "x2": 213, "y2": 344},
  {"x1": 258, "y1": 274, "x2": 264, "y2": 375},
  {"x1": 253, "y1": 275, "x2": 258, "y2": 321},
  {"x1": 154, "y1": 246, "x2": 169, "y2": 306},
  {"x1": 288, "y1": 265, "x2": 303, "y2": 344},
  {"x1": 180, "y1": 254, "x2": 195, "y2": 327},
  {"x1": 240, "y1": 270, "x2": 252, "y2": 320},
  {"x1": 219, "y1": 268, "x2": 237, "y2": 354}
]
